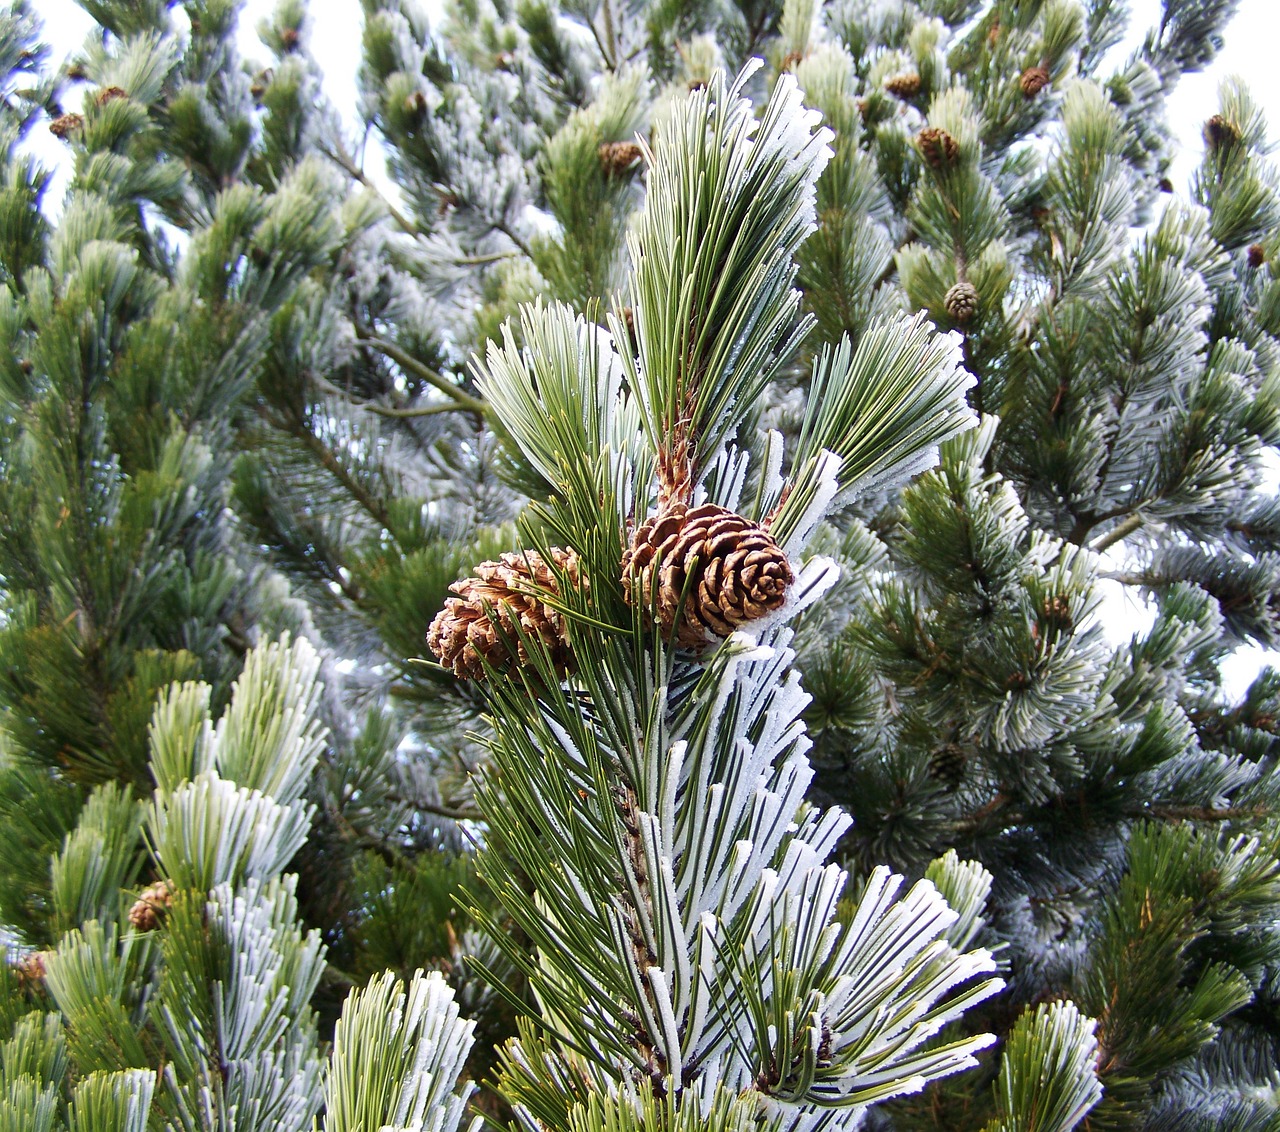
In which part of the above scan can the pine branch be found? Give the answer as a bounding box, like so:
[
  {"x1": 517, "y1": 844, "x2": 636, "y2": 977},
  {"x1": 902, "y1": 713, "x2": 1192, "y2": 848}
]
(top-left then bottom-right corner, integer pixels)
[
  {"x1": 310, "y1": 373, "x2": 476, "y2": 418},
  {"x1": 1086, "y1": 511, "x2": 1146, "y2": 551},
  {"x1": 319, "y1": 141, "x2": 425, "y2": 240},
  {"x1": 354, "y1": 331, "x2": 487, "y2": 417}
]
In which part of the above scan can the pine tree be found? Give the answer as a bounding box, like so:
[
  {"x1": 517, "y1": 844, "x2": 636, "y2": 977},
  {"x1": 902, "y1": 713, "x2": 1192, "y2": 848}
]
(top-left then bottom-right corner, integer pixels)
[{"x1": 5, "y1": 0, "x2": 1280, "y2": 1128}]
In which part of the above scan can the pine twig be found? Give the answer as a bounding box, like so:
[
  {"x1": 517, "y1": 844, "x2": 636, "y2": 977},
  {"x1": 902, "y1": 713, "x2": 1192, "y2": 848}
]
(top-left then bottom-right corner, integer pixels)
[
  {"x1": 354, "y1": 330, "x2": 487, "y2": 417},
  {"x1": 1090, "y1": 512, "x2": 1145, "y2": 553},
  {"x1": 311, "y1": 373, "x2": 476, "y2": 418},
  {"x1": 494, "y1": 220, "x2": 536, "y2": 262},
  {"x1": 319, "y1": 141, "x2": 424, "y2": 239},
  {"x1": 285, "y1": 416, "x2": 395, "y2": 533}
]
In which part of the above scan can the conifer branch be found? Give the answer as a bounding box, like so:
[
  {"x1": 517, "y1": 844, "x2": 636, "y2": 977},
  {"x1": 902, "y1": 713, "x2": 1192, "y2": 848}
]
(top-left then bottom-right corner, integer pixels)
[
  {"x1": 311, "y1": 373, "x2": 476, "y2": 418},
  {"x1": 1089, "y1": 512, "x2": 1145, "y2": 552},
  {"x1": 353, "y1": 332, "x2": 487, "y2": 416},
  {"x1": 319, "y1": 141, "x2": 424, "y2": 239}
]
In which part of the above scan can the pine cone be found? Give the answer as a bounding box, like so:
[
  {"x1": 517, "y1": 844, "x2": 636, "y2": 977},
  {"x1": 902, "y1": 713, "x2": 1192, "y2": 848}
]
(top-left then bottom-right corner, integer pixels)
[
  {"x1": 884, "y1": 72, "x2": 921, "y2": 98},
  {"x1": 917, "y1": 126, "x2": 960, "y2": 169},
  {"x1": 427, "y1": 548, "x2": 582, "y2": 679},
  {"x1": 599, "y1": 141, "x2": 643, "y2": 178},
  {"x1": 14, "y1": 951, "x2": 49, "y2": 986},
  {"x1": 128, "y1": 880, "x2": 174, "y2": 932},
  {"x1": 48, "y1": 112, "x2": 83, "y2": 139},
  {"x1": 95, "y1": 85, "x2": 128, "y2": 106},
  {"x1": 929, "y1": 743, "x2": 967, "y2": 791},
  {"x1": 1248, "y1": 243, "x2": 1266, "y2": 268},
  {"x1": 780, "y1": 50, "x2": 805, "y2": 72},
  {"x1": 1204, "y1": 114, "x2": 1240, "y2": 150},
  {"x1": 1040, "y1": 594, "x2": 1074, "y2": 632},
  {"x1": 945, "y1": 280, "x2": 980, "y2": 324},
  {"x1": 1019, "y1": 66, "x2": 1049, "y2": 98},
  {"x1": 621, "y1": 504, "x2": 793, "y2": 647}
]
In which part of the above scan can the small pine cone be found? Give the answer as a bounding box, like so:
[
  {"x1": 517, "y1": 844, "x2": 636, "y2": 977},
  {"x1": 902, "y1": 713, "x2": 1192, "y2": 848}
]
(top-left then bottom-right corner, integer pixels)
[
  {"x1": 65, "y1": 62, "x2": 88, "y2": 81},
  {"x1": 1040, "y1": 593, "x2": 1073, "y2": 631},
  {"x1": 884, "y1": 72, "x2": 921, "y2": 98},
  {"x1": 780, "y1": 50, "x2": 805, "y2": 72},
  {"x1": 280, "y1": 26, "x2": 300, "y2": 51},
  {"x1": 929, "y1": 743, "x2": 967, "y2": 791},
  {"x1": 427, "y1": 548, "x2": 581, "y2": 680},
  {"x1": 1248, "y1": 243, "x2": 1266, "y2": 268},
  {"x1": 1158, "y1": 177, "x2": 1174, "y2": 193},
  {"x1": 95, "y1": 85, "x2": 128, "y2": 106},
  {"x1": 917, "y1": 126, "x2": 960, "y2": 169},
  {"x1": 1019, "y1": 66, "x2": 1049, "y2": 99},
  {"x1": 128, "y1": 880, "x2": 174, "y2": 932},
  {"x1": 599, "y1": 141, "x2": 643, "y2": 178},
  {"x1": 48, "y1": 112, "x2": 83, "y2": 139},
  {"x1": 14, "y1": 951, "x2": 48, "y2": 986},
  {"x1": 1204, "y1": 114, "x2": 1240, "y2": 150},
  {"x1": 945, "y1": 280, "x2": 980, "y2": 324},
  {"x1": 621, "y1": 504, "x2": 793, "y2": 648}
]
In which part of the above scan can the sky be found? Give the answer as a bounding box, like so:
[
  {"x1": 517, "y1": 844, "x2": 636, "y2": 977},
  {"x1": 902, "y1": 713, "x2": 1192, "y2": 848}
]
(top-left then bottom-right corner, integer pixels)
[{"x1": 21, "y1": 0, "x2": 1280, "y2": 694}]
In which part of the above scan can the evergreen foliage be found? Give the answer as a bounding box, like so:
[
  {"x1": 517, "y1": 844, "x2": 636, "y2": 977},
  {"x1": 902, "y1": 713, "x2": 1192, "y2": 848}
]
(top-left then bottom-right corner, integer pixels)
[{"x1": 0, "y1": 0, "x2": 1277, "y2": 1127}]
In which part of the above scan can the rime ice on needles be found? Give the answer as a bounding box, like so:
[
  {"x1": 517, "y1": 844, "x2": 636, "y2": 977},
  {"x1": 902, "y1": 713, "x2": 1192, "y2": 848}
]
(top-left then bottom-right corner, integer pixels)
[{"x1": 459, "y1": 63, "x2": 1001, "y2": 1132}]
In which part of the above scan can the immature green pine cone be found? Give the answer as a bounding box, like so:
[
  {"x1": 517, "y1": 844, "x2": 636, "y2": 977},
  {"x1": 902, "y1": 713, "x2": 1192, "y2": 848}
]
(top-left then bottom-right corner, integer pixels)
[{"x1": 945, "y1": 280, "x2": 980, "y2": 323}]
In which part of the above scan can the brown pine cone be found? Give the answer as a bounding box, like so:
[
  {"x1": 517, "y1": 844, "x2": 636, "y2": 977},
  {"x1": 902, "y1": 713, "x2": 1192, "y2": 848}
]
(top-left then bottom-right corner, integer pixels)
[
  {"x1": 917, "y1": 126, "x2": 960, "y2": 169},
  {"x1": 48, "y1": 112, "x2": 83, "y2": 139},
  {"x1": 884, "y1": 72, "x2": 922, "y2": 98},
  {"x1": 95, "y1": 85, "x2": 128, "y2": 106},
  {"x1": 14, "y1": 951, "x2": 48, "y2": 985},
  {"x1": 780, "y1": 50, "x2": 805, "y2": 72},
  {"x1": 1248, "y1": 243, "x2": 1266, "y2": 268},
  {"x1": 929, "y1": 743, "x2": 967, "y2": 791},
  {"x1": 622, "y1": 504, "x2": 793, "y2": 647},
  {"x1": 427, "y1": 548, "x2": 582, "y2": 680},
  {"x1": 945, "y1": 280, "x2": 980, "y2": 323},
  {"x1": 599, "y1": 141, "x2": 643, "y2": 178},
  {"x1": 1019, "y1": 66, "x2": 1049, "y2": 99},
  {"x1": 1204, "y1": 114, "x2": 1240, "y2": 150},
  {"x1": 128, "y1": 880, "x2": 174, "y2": 932}
]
